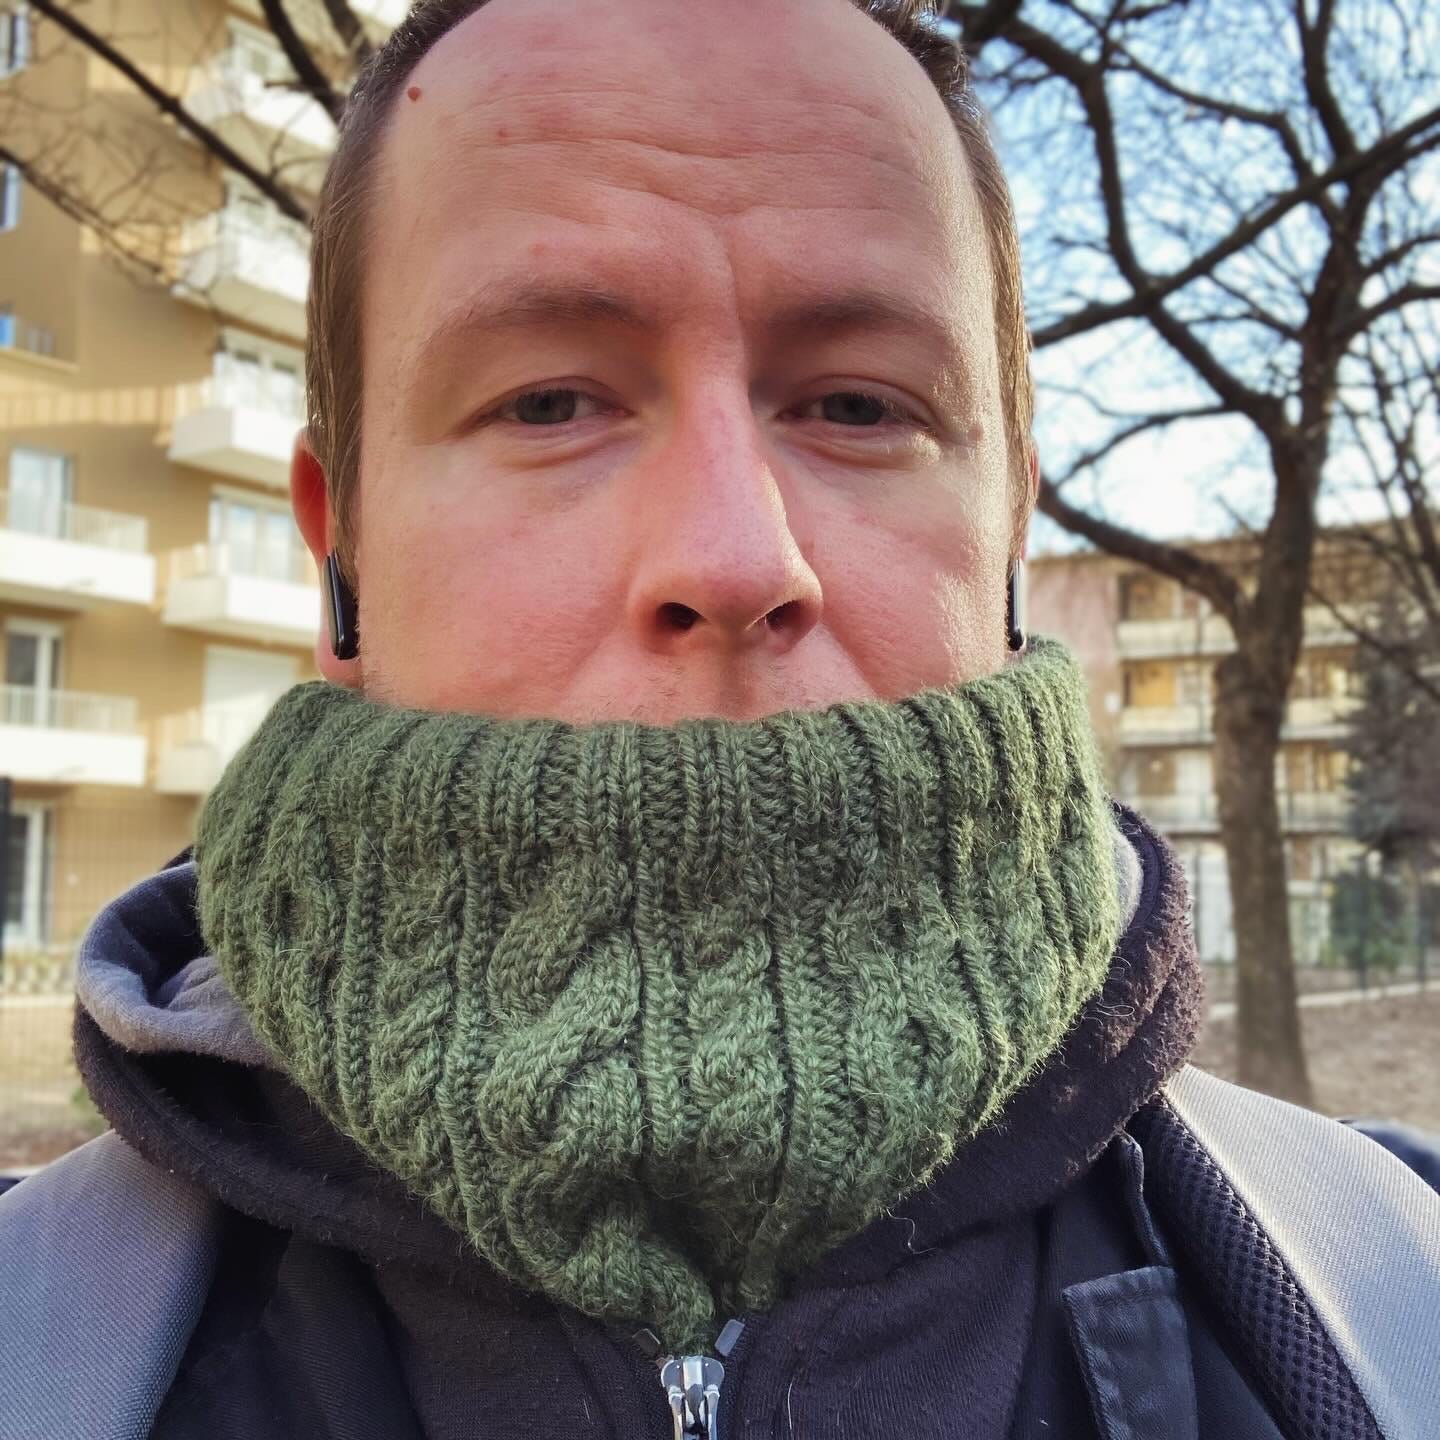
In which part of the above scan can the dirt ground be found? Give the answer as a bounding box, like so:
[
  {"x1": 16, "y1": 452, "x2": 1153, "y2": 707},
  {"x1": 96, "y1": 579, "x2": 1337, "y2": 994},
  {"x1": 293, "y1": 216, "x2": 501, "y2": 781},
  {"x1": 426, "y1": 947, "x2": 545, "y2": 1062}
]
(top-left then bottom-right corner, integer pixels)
[
  {"x1": 1193, "y1": 990, "x2": 1440, "y2": 1132},
  {"x1": 0, "y1": 998, "x2": 104, "y2": 1170}
]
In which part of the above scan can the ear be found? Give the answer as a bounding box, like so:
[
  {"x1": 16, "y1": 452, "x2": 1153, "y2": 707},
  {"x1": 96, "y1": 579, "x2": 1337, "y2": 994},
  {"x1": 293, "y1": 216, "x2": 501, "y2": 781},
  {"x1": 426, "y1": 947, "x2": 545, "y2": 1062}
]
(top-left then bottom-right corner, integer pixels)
[{"x1": 290, "y1": 428, "x2": 364, "y2": 689}]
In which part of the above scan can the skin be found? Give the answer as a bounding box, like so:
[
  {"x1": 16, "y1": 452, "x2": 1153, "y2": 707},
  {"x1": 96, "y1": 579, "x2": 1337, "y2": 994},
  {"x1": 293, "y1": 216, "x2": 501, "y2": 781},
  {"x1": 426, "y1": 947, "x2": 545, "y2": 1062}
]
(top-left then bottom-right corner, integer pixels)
[{"x1": 291, "y1": 0, "x2": 1033, "y2": 725}]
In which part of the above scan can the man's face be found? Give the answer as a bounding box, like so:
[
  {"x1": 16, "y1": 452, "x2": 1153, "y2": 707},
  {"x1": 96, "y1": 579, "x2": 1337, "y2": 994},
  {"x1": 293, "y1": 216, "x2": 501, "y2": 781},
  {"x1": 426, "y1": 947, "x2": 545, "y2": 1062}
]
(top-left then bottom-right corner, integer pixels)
[{"x1": 302, "y1": 0, "x2": 1019, "y2": 724}]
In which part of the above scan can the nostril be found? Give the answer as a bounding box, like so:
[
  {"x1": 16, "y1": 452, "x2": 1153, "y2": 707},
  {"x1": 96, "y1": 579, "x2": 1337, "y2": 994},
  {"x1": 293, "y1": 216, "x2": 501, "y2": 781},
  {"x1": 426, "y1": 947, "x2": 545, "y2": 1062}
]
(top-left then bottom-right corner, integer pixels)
[
  {"x1": 765, "y1": 600, "x2": 805, "y2": 631},
  {"x1": 658, "y1": 602, "x2": 700, "y2": 632}
]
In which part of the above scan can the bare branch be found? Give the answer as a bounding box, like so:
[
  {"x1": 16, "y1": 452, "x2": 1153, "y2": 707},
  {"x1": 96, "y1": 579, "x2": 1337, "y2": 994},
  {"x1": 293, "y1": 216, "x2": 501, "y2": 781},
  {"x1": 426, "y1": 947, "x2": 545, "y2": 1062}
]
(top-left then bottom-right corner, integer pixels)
[
  {"x1": 1338, "y1": 282, "x2": 1440, "y2": 342},
  {"x1": 1030, "y1": 103, "x2": 1440, "y2": 348},
  {"x1": 1049, "y1": 402, "x2": 1233, "y2": 484},
  {"x1": 0, "y1": 142, "x2": 172, "y2": 287},
  {"x1": 1037, "y1": 475, "x2": 1246, "y2": 623},
  {"x1": 26, "y1": 0, "x2": 311, "y2": 225},
  {"x1": 320, "y1": 0, "x2": 375, "y2": 67},
  {"x1": 257, "y1": 0, "x2": 345, "y2": 125},
  {"x1": 1304, "y1": 580, "x2": 1440, "y2": 705},
  {"x1": 1297, "y1": 0, "x2": 1358, "y2": 163},
  {"x1": 1004, "y1": 16, "x2": 1279, "y2": 424}
]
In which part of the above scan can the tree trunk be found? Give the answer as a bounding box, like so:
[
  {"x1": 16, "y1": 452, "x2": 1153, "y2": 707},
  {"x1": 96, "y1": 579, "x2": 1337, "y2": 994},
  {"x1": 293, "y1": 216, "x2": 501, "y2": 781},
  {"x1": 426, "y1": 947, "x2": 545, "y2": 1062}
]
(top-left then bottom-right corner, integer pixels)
[{"x1": 1211, "y1": 651, "x2": 1314, "y2": 1105}]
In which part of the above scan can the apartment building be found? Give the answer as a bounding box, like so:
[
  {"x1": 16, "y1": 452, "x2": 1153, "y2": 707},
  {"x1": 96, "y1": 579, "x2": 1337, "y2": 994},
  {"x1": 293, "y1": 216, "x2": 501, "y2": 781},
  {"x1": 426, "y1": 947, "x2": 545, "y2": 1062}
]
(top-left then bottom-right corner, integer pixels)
[
  {"x1": 1030, "y1": 546, "x2": 1370, "y2": 963},
  {"x1": 0, "y1": 1, "x2": 404, "y2": 965}
]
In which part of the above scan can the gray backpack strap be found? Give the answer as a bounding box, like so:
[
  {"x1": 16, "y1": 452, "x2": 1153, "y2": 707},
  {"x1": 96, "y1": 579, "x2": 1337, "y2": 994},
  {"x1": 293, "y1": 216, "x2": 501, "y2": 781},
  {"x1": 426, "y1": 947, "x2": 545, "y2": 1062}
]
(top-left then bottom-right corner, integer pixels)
[
  {"x1": 1161, "y1": 1065, "x2": 1440, "y2": 1440},
  {"x1": 0, "y1": 1131, "x2": 223, "y2": 1439}
]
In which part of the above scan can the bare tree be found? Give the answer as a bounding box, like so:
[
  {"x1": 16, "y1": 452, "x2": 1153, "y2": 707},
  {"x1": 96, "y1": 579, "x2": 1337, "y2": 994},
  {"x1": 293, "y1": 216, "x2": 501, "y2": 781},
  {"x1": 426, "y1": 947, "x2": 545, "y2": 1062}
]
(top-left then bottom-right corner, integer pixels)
[
  {"x1": 1, "y1": 0, "x2": 370, "y2": 301},
  {"x1": 11, "y1": 0, "x2": 1437, "y2": 1105},
  {"x1": 949, "y1": 0, "x2": 1440, "y2": 1102}
]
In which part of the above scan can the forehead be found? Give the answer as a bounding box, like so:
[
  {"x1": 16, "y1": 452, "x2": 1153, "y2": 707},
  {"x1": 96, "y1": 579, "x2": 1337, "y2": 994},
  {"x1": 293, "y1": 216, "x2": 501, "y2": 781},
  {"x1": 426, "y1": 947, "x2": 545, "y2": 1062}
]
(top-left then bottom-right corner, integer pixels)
[{"x1": 365, "y1": 0, "x2": 990, "y2": 377}]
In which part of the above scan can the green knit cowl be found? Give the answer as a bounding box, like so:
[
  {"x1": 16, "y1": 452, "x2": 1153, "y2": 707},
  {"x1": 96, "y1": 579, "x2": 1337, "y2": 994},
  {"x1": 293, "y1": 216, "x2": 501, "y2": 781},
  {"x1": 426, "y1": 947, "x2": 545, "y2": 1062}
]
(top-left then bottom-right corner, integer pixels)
[{"x1": 195, "y1": 638, "x2": 1120, "y2": 1353}]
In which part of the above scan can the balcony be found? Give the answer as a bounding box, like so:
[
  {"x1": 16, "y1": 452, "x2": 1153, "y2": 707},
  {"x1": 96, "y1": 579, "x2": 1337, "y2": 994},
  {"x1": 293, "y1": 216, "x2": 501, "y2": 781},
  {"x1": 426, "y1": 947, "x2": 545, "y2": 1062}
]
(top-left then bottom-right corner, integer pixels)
[
  {"x1": 0, "y1": 311, "x2": 56, "y2": 358},
  {"x1": 0, "y1": 490, "x2": 154, "y2": 609},
  {"x1": 1117, "y1": 604, "x2": 1375, "y2": 661},
  {"x1": 161, "y1": 541, "x2": 319, "y2": 647},
  {"x1": 1120, "y1": 694, "x2": 1361, "y2": 746},
  {"x1": 0, "y1": 309, "x2": 73, "y2": 381},
  {"x1": 1116, "y1": 614, "x2": 1232, "y2": 660},
  {"x1": 168, "y1": 376, "x2": 302, "y2": 488},
  {"x1": 0, "y1": 686, "x2": 146, "y2": 787},
  {"x1": 185, "y1": 53, "x2": 336, "y2": 193},
  {"x1": 1126, "y1": 789, "x2": 1349, "y2": 834},
  {"x1": 174, "y1": 207, "x2": 310, "y2": 339},
  {"x1": 1119, "y1": 703, "x2": 1214, "y2": 746},
  {"x1": 154, "y1": 704, "x2": 263, "y2": 795},
  {"x1": 1285, "y1": 694, "x2": 1360, "y2": 740}
]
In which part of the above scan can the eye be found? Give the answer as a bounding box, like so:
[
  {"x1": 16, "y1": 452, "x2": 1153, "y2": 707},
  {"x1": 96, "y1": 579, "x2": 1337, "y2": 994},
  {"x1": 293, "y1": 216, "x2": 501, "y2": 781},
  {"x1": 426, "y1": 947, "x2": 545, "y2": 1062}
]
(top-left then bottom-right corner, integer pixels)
[
  {"x1": 797, "y1": 391, "x2": 911, "y2": 427},
  {"x1": 489, "y1": 388, "x2": 611, "y2": 425}
]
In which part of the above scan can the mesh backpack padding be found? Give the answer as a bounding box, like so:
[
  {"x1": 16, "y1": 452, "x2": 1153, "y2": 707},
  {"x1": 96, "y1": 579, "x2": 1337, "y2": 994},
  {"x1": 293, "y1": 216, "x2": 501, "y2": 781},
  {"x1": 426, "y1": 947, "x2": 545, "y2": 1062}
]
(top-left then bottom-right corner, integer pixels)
[{"x1": 1131, "y1": 1099, "x2": 1382, "y2": 1440}]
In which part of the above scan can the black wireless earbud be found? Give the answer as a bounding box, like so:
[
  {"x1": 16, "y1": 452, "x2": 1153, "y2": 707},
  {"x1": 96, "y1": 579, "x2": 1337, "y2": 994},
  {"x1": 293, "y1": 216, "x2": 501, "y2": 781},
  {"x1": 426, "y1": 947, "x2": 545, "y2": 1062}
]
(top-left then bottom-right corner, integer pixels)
[
  {"x1": 1006, "y1": 560, "x2": 1027, "y2": 653},
  {"x1": 322, "y1": 552, "x2": 360, "y2": 660}
]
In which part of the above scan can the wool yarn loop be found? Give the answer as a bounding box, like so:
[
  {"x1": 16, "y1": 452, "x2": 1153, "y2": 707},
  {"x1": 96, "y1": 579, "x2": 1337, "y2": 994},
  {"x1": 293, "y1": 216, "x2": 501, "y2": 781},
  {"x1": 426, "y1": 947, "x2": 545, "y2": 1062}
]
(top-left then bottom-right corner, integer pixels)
[{"x1": 196, "y1": 638, "x2": 1121, "y2": 1352}]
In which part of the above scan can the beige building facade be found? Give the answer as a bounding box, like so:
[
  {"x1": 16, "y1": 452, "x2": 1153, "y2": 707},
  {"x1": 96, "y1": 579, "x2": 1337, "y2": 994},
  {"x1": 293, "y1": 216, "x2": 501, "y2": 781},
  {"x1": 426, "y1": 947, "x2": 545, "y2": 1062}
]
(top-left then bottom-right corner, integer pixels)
[
  {"x1": 0, "y1": 2, "x2": 1380, "y2": 979},
  {"x1": 1030, "y1": 547, "x2": 1368, "y2": 964},
  {"x1": 0, "y1": 1, "x2": 405, "y2": 973}
]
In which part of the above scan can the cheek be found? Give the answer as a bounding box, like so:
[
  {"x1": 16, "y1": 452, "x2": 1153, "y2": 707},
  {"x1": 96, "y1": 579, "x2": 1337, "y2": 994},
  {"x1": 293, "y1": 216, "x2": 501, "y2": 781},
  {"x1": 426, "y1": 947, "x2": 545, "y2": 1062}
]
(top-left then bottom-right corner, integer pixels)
[
  {"x1": 358, "y1": 485, "x2": 624, "y2": 710},
  {"x1": 815, "y1": 463, "x2": 1011, "y2": 689}
]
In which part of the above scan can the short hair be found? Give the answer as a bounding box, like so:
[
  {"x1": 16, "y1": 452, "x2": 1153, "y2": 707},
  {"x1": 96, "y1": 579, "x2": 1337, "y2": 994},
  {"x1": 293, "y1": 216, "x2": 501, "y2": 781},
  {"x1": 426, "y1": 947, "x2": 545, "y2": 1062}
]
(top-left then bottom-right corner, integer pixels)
[{"x1": 306, "y1": 0, "x2": 1033, "y2": 576}]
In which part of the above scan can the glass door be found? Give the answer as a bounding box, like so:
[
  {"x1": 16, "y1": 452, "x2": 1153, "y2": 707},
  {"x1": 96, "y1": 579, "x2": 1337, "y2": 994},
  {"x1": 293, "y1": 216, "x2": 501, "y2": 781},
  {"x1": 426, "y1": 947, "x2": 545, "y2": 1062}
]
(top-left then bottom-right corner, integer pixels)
[
  {"x1": 7, "y1": 447, "x2": 72, "y2": 539},
  {"x1": 3, "y1": 621, "x2": 63, "y2": 727},
  {"x1": 3, "y1": 804, "x2": 50, "y2": 951},
  {"x1": 210, "y1": 493, "x2": 300, "y2": 580}
]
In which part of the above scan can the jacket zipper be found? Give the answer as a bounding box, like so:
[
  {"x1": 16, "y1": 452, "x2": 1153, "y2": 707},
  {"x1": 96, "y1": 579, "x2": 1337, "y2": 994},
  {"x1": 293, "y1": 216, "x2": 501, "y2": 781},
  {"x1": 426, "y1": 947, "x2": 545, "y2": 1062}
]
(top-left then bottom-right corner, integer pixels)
[{"x1": 636, "y1": 1317, "x2": 747, "y2": 1440}]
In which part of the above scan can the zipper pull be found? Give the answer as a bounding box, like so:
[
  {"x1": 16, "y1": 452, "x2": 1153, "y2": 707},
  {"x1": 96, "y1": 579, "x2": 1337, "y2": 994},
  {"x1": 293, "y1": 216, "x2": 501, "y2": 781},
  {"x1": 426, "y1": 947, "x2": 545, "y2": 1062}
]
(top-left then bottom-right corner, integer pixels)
[
  {"x1": 660, "y1": 1354, "x2": 725, "y2": 1439},
  {"x1": 638, "y1": 1319, "x2": 746, "y2": 1440}
]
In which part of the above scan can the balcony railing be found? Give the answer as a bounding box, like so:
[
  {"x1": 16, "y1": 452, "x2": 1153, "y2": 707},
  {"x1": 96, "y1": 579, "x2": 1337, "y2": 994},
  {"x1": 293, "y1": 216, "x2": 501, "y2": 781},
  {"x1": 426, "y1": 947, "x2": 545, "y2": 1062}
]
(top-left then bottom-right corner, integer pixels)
[
  {"x1": 1117, "y1": 604, "x2": 1377, "y2": 660},
  {"x1": 0, "y1": 310, "x2": 57, "y2": 358},
  {"x1": 0, "y1": 685, "x2": 138, "y2": 734},
  {"x1": 1120, "y1": 694, "x2": 1360, "y2": 745},
  {"x1": 185, "y1": 50, "x2": 337, "y2": 177},
  {"x1": 1128, "y1": 789, "x2": 1349, "y2": 831},
  {"x1": 167, "y1": 538, "x2": 315, "y2": 588},
  {"x1": 0, "y1": 489, "x2": 147, "y2": 552},
  {"x1": 174, "y1": 206, "x2": 311, "y2": 335},
  {"x1": 158, "y1": 703, "x2": 265, "y2": 757},
  {"x1": 174, "y1": 373, "x2": 305, "y2": 425}
]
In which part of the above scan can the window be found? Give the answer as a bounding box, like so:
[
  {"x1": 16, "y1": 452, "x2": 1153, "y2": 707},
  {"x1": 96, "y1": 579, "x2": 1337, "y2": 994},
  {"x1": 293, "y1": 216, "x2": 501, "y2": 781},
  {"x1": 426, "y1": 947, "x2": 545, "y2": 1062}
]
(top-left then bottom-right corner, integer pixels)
[
  {"x1": 215, "y1": 342, "x2": 305, "y2": 419},
  {"x1": 0, "y1": 162, "x2": 19, "y2": 232},
  {"x1": 1174, "y1": 663, "x2": 1210, "y2": 707},
  {"x1": 1120, "y1": 574, "x2": 1169, "y2": 622},
  {"x1": 1, "y1": 5, "x2": 30, "y2": 77},
  {"x1": 3, "y1": 801, "x2": 51, "y2": 951},
  {"x1": 3, "y1": 618, "x2": 63, "y2": 726},
  {"x1": 6, "y1": 446, "x2": 72, "y2": 537},
  {"x1": 209, "y1": 492, "x2": 303, "y2": 581}
]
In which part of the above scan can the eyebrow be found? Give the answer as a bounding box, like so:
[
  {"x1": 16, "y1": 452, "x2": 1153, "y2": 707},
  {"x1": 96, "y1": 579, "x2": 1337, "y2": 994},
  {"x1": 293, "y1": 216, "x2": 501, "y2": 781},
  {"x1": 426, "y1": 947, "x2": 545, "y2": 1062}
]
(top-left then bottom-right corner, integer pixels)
[{"x1": 403, "y1": 279, "x2": 962, "y2": 398}]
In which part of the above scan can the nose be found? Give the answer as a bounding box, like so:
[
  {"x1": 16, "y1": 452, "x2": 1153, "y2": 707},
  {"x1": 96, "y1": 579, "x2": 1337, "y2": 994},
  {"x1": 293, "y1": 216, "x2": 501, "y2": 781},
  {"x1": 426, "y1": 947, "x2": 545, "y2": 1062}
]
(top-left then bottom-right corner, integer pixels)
[{"x1": 626, "y1": 402, "x2": 823, "y2": 660}]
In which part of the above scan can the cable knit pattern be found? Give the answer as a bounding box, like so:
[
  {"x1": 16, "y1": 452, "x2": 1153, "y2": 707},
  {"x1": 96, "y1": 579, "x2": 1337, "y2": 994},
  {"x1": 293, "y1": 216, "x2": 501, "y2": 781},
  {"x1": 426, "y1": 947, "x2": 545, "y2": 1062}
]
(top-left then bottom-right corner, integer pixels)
[{"x1": 194, "y1": 638, "x2": 1121, "y2": 1352}]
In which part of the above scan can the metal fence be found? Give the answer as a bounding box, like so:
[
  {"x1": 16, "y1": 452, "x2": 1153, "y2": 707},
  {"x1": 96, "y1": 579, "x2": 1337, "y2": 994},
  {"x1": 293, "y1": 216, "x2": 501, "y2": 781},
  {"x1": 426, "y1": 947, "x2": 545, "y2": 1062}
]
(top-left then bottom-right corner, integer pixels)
[{"x1": 1, "y1": 782, "x2": 188, "y2": 1170}]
